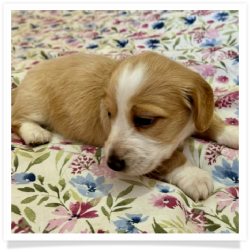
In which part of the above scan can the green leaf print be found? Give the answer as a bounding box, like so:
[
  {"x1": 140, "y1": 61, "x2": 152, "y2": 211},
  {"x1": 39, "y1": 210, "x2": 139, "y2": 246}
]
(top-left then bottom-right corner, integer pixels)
[
  {"x1": 114, "y1": 198, "x2": 136, "y2": 207},
  {"x1": 21, "y1": 195, "x2": 38, "y2": 204},
  {"x1": 33, "y1": 183, "x2": 48, "y2": 193},
  {"x1": 37, "y1": 196, "x2": 49, "y2": 205},
  {"x1": 62, "y1": 190, "x2": 71, "y2": 203},
  {"x1": 18, "y1": 187, "x2": 35, "y2": 192},
  {"x1": 11, "y1": 204, "x2": 21, "y2": 215},
  {"x1": 152, "y1": 218, "x2": 167, "y2": 233},
  {"x1": 116, "y1": 185, "x2": 134, "y2": 200},
  {"x1": 38, "y1": 175, "x2": 44, "y2": 185},
  {"x1": 24, "y1": 207, "x2": 36, "y2": 223},
  {"x1": 107, "y1": 193, "x2": 113, "y2": 208}
]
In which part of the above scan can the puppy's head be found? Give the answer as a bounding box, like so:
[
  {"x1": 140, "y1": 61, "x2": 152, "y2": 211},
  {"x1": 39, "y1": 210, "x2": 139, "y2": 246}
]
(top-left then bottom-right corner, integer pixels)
[{"x1": 102, "y1": 52, "x2": 214, "y2": 176}]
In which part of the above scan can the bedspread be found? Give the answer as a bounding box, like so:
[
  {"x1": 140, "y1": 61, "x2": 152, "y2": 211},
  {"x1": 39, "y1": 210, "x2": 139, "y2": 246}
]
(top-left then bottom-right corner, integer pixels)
[{"x1": 11, "y1": 10, "x2": 239, "y2": 234}]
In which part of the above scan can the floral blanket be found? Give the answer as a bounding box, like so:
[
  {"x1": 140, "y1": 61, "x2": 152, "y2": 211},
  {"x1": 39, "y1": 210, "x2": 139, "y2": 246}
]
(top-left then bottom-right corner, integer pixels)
[{"x1": 11, "y1": 10, "x2": 239, "y2": 234}]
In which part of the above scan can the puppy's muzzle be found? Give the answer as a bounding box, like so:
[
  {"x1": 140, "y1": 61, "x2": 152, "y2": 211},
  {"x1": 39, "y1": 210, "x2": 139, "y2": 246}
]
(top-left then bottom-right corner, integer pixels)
[{"x1": 107, "y1": 154, "x2": 125, "y2": 171}]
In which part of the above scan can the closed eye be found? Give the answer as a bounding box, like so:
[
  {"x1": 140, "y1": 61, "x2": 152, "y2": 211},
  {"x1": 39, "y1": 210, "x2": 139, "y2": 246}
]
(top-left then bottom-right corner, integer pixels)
[{"x1": 134, "y1": 117, "x2": 156, "y2": 127}]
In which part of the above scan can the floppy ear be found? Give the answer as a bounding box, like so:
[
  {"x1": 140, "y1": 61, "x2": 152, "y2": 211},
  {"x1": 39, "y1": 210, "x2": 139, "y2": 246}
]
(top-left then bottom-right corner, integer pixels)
[{"x1": 181, "y1": 73, "x2": 214, "y2": 133}]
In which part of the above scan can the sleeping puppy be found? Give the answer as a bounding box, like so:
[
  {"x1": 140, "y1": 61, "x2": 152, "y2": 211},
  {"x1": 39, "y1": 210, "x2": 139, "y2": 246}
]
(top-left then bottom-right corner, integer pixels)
[{"x1": 11, "y1": 52, "x2": 239, "y2": 202}]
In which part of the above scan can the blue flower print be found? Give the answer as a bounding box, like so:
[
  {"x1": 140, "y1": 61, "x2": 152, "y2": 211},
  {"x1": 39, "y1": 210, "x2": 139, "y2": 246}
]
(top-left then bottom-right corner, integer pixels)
[
  {"x1": 145, "y1": 39, "x2": 160, "y2": 49},
  {"x1": 212, "y1": 158, "x2": 239, "y2": 186},
  {"x1": 66, "y1": 38, "x2": 77, "y2": 44},
  {"x1": 51, "y1": 23, "x2": 59, "y2": 28},
  {"x1": 12, "y1": 172, "x2": 36, "y2": 184},
  {"x1": 85, "y1": 23, "x2": 95, "y2": 29},
  {"x1": 69, "y1": 173, "x2": 113, "y2": 198},
  {"x1": 24, "y1": 37, "x2": 34, "y2": 41},
  {"x1": 119, "y1": 11, "x2": 127, "y2": 15},
  {"x1": 221, "y1": 230, "x2": 231, "y2": 233},
  {"x1": 214, "y1": 12, "x2": 229, "y2": 22},
  {"x1": 152, "y1": 22, "x2": 164, "y2": 29},
  {"x1": 86, "y1": 44, "x2": 98, "y2": 49},
  {"x1": 233, "y1": 76, "x2": 239, "y2": 85},
  {"x1": 200, "y1": 38, "x2": 222, "y2": 47},
  {"x1": 113, "y1": 213, "x2": 148, "y2": 233},
  {"x1": 117, "y1": 40, "x2": 128, "y2": 48},
  {"x1": 35, "y1": 43, "x2": 44, "y2": 48},
  {"x1": 156, "y1": 184, "x2": 175, "y2": 193},
  {"x1": 17, "y1": 55, "x2": 27, "y2": 60},
  {"x1": 232, "y1": 55, "x2": 239, "y2": 65},
  {"x1": 235, "y1": 108, "x2": 239, "y2": 117},
  {"x1": 184, "y1": 16, "x2": 196, "y2": 25}
]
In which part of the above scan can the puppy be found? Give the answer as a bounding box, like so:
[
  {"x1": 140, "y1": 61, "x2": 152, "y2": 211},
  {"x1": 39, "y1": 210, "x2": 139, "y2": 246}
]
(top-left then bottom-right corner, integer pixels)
[{"x1": 11, "y1": 52, "x2": 239, "y2": 202}]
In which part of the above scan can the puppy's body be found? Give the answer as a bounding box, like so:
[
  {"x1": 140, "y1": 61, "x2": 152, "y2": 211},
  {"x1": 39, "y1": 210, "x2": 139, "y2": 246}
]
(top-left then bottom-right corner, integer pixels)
[
  {"x1": 12, "y1": 53, "x2": 116, "y2": 146},
  {"x1": 12, "y1": 52, "x2": 239, "y2": 202}
]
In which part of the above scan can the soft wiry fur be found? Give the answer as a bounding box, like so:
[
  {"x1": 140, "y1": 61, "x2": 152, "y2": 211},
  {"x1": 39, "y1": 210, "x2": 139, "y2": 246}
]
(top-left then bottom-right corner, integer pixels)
[{"x1": 11, "y1": 51, "x2": 239, "y2": 201}]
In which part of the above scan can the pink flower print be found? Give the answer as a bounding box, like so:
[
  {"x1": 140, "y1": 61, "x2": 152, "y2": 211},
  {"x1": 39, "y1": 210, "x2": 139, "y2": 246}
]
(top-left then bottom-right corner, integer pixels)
[
  {"x1": 148, "y1": 194, "x2": 180, "y2": 209},
  {"x1": 60, "y1": 141, "x2": 72, "y2": 145},
  {"x1": 216, "y1": 76, "x2": 229, "y2": 84},
  {"x1": 49, "y1": 145, "x2": 62, "y2": 151},
  {"x1": 91, "y1": 157, "x2": 117, "y2": 179},
  {"x1": 183, "y1": 60, "x2": 198, "y2": 66},
  {"x1": 205, "y1": 29, "x2": 219, "y2": 39},
  {"x1": 205, "y1": 142, "x2": 223, "y2": 165},
  {"x1": 194, "y1": 32, "x2": 205, "y2": 43},
  {"x1": 119, "y1": 28, "x2": 127, "y2": 33},
  {"x1": 178, "y1": 203, "x2": 207, "y2": 231},
  {"x1": 69, "y1": 155, "x2": 97, "y2": 174},
  {"x1": 225, "y1": 118, "x2": 239, "y2": 126},
  {"x1": 11, "y1": 218, "x2": 32, "y2": 234},
  {"x1": 128, "y1": 31, "x2": 147, "y2": 40},
  {"x1": 192, "y1": 10, "x2": 211, "y2": 16},
  {"x1": 215, "y1": 91, "x2": 239, "y2": 109},
  {"x1": 46, "y1": 202, "x2": 98, "y2": 233},
  {"x1": 207, "y1": 20, "x2": 215, "y2": 24},
  {"x1": 142, "y1": 24, "x2": 148, "y2": 28},
  {"x1": 213, "y1": 87, "x2": 228, "y2": 97},
  {"x1": 81, "y1": 229, "x2": 105, "y2": 233},
  {"x1": 146, "y1": 14, "x2": 160, "y2": 22},
  {"x1": 11, "y1": 138, "x2": 25, "y2": 144},
  {"x1": 113, "y1": 20, "x2": 121, "y2": 25},
  {"x1": 82, "y1": 146, "x2": 97, "y2": 154},
  {"x1": 221, "y1": 148, "x2": 239, "y2": 161},
  {"x1": 58, "y1": 51, "x2": 78, "y2": 57},
  {"x1": 193, "y1": 64, "x2": 217, "y2": 78},
  {"x1": 201, "y1": 47, "x2": 221, "y2": 60},
  {"x1": 195, "y1": 138, "x2": 210, "y2": 144},
  {"x1": 216, "y1": 187, "x2": 239, "y2": 212}
]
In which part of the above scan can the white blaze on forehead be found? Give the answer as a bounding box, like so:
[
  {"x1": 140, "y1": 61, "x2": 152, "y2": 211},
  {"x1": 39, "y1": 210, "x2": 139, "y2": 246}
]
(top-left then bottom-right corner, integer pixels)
[
  {"x1": 105, "y1": 63, "x2": 146, "y2": 154},
  {"x1": 116, "y1": 63, "x2": 146, "y2": 114}
]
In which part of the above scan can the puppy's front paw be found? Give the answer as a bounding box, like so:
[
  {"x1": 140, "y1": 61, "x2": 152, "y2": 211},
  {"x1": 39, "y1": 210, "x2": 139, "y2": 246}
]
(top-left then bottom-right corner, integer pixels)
[
  {"x1": 19, "y1": 122, "x2": 51, "y2": 146},
  {"x1": 165, "y1": 165, "x2": 213, "y2": 202}
]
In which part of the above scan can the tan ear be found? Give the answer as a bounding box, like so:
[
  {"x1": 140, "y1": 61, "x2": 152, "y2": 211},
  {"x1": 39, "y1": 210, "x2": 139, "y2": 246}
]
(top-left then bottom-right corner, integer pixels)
[{"x1": 182, "y1": 73, "x2": 214, "y2": 133}]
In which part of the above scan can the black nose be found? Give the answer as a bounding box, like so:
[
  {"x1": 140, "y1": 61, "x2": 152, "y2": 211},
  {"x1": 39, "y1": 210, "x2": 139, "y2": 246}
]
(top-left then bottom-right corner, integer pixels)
[{"x1": 107, "y1": 155, "x2": 125, "y2": 171}]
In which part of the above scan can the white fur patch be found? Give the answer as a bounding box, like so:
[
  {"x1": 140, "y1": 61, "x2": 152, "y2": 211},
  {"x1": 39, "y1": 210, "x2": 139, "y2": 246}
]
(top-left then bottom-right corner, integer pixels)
[
  {"x1": 216, "y1": 125, "x2": 239, "y2": 149},
  {"x1": 164, "y1": 160, "x2": 214, "y2": 202},
  {"x1": 19, "y1": 122, "x2": 51, "y2": 145}
]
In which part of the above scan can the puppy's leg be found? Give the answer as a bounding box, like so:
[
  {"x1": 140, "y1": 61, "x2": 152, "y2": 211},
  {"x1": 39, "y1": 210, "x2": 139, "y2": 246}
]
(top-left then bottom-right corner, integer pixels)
[
  {"x1": 12, "y1": 95, "x2": 51, "y2": 146},
  {"x1": 195, "y1": 113, "x2": 239, "y2": 149},
  {"x1": 149, "y1": 150, "x2": 213, "y2": 202}
]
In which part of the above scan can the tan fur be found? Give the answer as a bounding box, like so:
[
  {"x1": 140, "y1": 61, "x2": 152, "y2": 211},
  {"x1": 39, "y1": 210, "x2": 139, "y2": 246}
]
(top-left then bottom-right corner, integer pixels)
[
  {"x1": 195, "y1": 112, "x2": 227, "y2": 141},
  {"x1": 12, "y1": 53, "x2": 116, "y2": 146},
  {"x1": 11, "y1": 51, "x2": 238, "y2": 201},
  {"x1": 147, "y1": 150, "x2": 187, "y2": 179}
]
